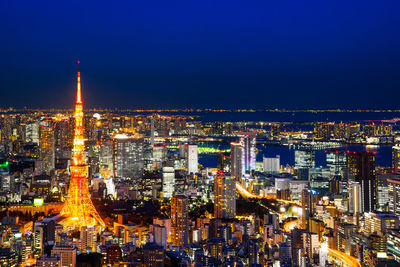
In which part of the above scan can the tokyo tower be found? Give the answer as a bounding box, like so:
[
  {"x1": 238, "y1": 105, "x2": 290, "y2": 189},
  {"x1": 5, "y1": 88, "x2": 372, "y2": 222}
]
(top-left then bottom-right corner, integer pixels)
[{"x1": 60, "y1": 62, "x2": 105, "y2": 227}]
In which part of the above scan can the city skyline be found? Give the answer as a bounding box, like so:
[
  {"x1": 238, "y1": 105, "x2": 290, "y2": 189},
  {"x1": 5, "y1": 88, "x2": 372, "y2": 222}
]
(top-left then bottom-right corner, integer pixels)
[
  {"x1": 2, "y1": 1, "x2": 400, "y2": 266},
  {"x1": 1, "y1": 1, "x2": 400, "y2": 109}
]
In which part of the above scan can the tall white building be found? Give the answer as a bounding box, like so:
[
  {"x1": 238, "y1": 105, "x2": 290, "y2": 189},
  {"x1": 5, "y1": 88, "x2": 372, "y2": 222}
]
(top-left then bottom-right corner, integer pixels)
[
  {"x1": 113, "y1": 134, "x2": 144, "y2": 178},
  {"x1": 240, "y1": 132, "x2": 256, "y2": 173},
  {"x1": 263, "y1": 156, "x2": 280, "y2": 174},
  {"x1": 187, "y1": 144, "x2": 198, "y2": 174},
  {"x1": 230, "y1": 142, "x2": 243, "y2": 180},
  {"x1": 162, "y1": 167, "x2": 175, "y2": 199}
]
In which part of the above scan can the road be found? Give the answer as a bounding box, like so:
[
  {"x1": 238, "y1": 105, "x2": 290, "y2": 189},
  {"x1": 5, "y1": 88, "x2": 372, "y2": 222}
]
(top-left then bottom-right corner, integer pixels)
[
  {"x1": 327, "y1": 248, "x2": 361, "y2": 267},
  {"x1": 236, "y1": 182, "x2": 361, "y2": 267},
  {"x1": 235, "y1": 182, "x2": 301, "y2": 205}
]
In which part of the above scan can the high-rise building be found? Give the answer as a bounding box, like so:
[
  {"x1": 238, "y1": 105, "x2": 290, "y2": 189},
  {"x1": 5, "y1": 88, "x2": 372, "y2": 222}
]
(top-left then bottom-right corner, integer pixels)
[
  {"x1": 217, "y1": 152, "x2": 230, "y2": 172},
  {"x1": 295, "y1": 150, "x2": 315, "y2": 169},
  {"x1": 314, "y1": 122, "x2": 333, "y2": 139},
  {"x1": 113, "y1": 134, "x2": 144, "y2": 178},
  {"x1": 388, "y1": 177, "x2": 400, "y2": 216},
  {"x1": 80, "y1": 226, "x2": 97, "y2": 253},
  {"x1": 214, "y1": 172, "x2": 236, "y2": 219},
  {"x1": 171, "y1": 195, "x2": 188, "y2": 247},
  {"x1": 348, "y1": 182, "x2": 362, "y2": 214},
  {"x1": 39, "y1": 123, "x2": 55, "y2": 174},
  {"x1": 152, "y1": 224, "x2": 167, "y2": 248},
  {"x1": 348, "y1": 151, "x2": 377, "y2": 212},
  {"x1": 187, "y1": 144, "x2": 198, "y2": 174},
  {"x1": 239, "y1": 132, "x2": 256, "y2": 174},
  {"x1": 364, "y1": 212, "x2": 399, "y2": 236},
  {"x1": 279, "y1": 243, "x2": 292, "y2": 267},
  {"x1": 326, "y1": 151, "x2": 347, "y2": 176},
  {"x1": 25, "y1": 121, "x2": 39, "y2": 144},
  {"x1": 301, "y1": 189, "x2": 318, "y2": 230},
  {"x1": 51, "y1": 245, "x2": 76, "y2": 267},
  {"x1": 263, "y1": 156, "x2": 280, "y2": 174},
  {"x1": 230, "y1": 142, "x2": 243, "y2": 181},
  {"x1": 162, "y1": 167, "x2": 175, "y2": 199},
  {"x1": 392, "y1": 145, "x2": 400, "y2": 173}
]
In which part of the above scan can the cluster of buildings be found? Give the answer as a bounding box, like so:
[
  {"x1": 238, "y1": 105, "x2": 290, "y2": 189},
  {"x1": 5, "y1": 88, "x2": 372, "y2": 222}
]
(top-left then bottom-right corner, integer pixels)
[{"x1": 0, "y1": 69, "x2": 400, "y2": 266}]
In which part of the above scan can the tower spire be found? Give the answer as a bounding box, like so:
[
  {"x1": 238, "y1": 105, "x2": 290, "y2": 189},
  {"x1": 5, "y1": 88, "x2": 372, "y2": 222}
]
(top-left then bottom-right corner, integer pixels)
[
  {"x1": 60, "y1": 63, "x2": 105, "y2": 228},
  {"x1": 76, "y1": 60, "x2": 82, "y2": 104}
]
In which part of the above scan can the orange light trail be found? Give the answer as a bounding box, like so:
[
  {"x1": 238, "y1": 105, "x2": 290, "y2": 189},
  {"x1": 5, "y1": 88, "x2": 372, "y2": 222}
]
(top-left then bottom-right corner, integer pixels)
[{"x1": 328, "y1": 248, "x2": 361, "y2": 267}]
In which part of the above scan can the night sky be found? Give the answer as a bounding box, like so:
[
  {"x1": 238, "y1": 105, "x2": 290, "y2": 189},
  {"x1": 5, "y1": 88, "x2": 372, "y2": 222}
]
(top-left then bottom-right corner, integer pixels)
[{"x1": 1, "y1": 1, "x2": 400, "y2": 109}]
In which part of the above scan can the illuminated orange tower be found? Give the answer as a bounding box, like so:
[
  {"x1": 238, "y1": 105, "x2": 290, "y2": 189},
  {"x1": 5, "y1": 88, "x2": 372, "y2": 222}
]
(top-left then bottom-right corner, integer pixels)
[{"x1": 60, "y1": 62, "x2": 105, "y2": 227}]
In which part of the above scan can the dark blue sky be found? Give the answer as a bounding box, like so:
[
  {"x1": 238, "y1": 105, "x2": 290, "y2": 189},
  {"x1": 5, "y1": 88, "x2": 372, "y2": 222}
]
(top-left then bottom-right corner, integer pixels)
[{"x1": 1, "y1": 1, "x2": 400, "y2": 109}]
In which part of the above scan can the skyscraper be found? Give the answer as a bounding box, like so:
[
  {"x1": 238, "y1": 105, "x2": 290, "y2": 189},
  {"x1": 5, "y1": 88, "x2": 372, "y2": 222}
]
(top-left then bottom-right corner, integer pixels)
[
  {"x1": 392, "y1": 145, "x2": 400, "y2": 173},
  {"x1": 388, "y1": 177, "x2": 400, "y2": 216},
  {"x1": 162, "y1": 166, "x2": 175, "y2": 199},
  {"x1": 348, "y1": 182, "x2": 362, "y2": 214},
  {"x1": 295, "y1": 150, "x2": 315, "y2": 169},
  {"x1": 214, "y1": 172, "x2": 236, "y2": 219},
  {"x1": 230, "y1": 142, "x2": 243, "y2": 181},
  {"x1": 239, "y1": 132, "x2": 256, "y2": 174},
  {"x1": 326, "y1": 150, "x2": 347, "y2": 176},
  {"x1": 187, "y1": 144, "x2": 198, "y2": 174},
  {"x1": 171, "y1": 195, "x2": 188, "y2": 247},
  {"x1": 113, "y1": 133, "x2": 144, "y2": 178},
  {"x1": 79, "y1": 226, "x2": 97, "y2": 253},
  {"x1": 348, "y1": 151, "x2": 377, "y2": 212},
  {"x1": 301, "y1": 189, "x2": 318, "y2": 230},
  {"x1": 39, "y1": 123, "x2": 55, "y2": 174}
]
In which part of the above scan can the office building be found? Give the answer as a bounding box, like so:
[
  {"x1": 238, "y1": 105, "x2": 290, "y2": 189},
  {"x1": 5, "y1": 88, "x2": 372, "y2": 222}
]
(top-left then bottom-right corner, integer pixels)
[
  {"x1": 25, "y1": 121, "x2": 40, "y2": 144},
  {"x1": 388, "y1": 177, "x2": 400, "y2": 216},
  {"x1": 348, "y1": 151, "x2": 377, "y2": 212},
  {"x1": 295, "y1": 150, "x2": 315, "y2": 169},
  {"x1": 39, "y1": 123, "x2": 55, "y2": 174},
  {"x1": 393, "y1": 145, "x2": 400, "y2": 173},
  {"x1": 143, "y1": 242, "x2": 165, "y2": 267},
  {"x1": 51, "y1": 245, "x2": 76, "y2": 267},
  {"x1": 152, "y1": 224, "x2": 167, "y2": 248},
  {"x1": 162, "y1": 167, "x2": 175, "y2": 199},
  {"x1": 113, "y1": 134, "x2": 144, "y2": 178},
  {"x1": 348, "y1": 182, "x2": 362, "y2": 214},
  {"x1": 36, "y1": 256, "x2": 60, "y2": 267},
  {"x1": 364, "y1": 212, "x2": 399, "y2": 236},
  {"x1": 80, "y1": 226, "x2": 97, "y2": 253},
  {"x1": 326, "y1": 151, "x2": 347, "y2": 176},
  {"x1": 263, "y1": 155, "x2": 280, "y2": 174},
  {"x1": 301, "y1": 189, "x2": 318, "y2": 230},
  {"x1": 230, "y1": 142, "x2": 243, "y2": 180}
]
